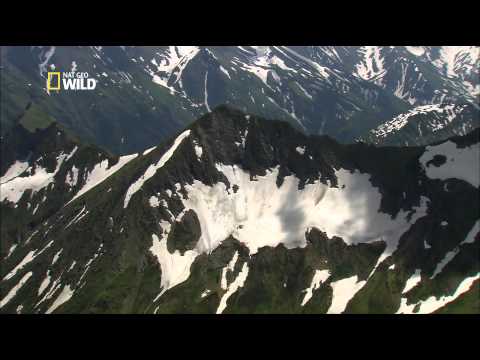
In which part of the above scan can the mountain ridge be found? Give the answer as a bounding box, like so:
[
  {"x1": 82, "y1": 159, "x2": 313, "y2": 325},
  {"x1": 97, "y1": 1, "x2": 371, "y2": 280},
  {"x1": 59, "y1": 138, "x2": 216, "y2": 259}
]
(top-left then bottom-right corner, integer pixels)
[
  {"x1": 2, "y1": 46, "x2": 478, "y2": 154},
  {"x1": 1, "y1": 106, "x2": 478, "y2": 314}
]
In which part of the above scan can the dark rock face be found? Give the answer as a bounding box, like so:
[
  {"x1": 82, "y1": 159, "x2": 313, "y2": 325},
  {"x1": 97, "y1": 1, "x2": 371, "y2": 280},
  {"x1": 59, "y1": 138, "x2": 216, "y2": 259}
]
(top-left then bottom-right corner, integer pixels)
[
  {"x1": 167, "y1": 210, "x2": 201, "y2": 255},
  {"x1": 1, "y1": 106, "x2": 478, "y2": 314}
]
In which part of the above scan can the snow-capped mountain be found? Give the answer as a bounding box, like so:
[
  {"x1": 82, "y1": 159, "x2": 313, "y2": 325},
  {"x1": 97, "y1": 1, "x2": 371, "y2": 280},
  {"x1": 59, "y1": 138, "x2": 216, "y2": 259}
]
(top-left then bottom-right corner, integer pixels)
[
  {"x1": 361, "y1": 102, "x2": 478, "y2": 146},
  {"x1": 2, "y1": 46, "x2": 478, "y2": 154},
  {"x1": 1, "y1": 106, "x2": 478, "y2": 314}
]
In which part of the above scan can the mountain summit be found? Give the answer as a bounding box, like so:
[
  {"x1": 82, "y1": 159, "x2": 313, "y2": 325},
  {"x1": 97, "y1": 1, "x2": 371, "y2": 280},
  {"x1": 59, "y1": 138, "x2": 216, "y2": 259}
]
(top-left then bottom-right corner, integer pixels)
[{"x1": 1, "y1": 106, "x2": 479, "y2": 314}]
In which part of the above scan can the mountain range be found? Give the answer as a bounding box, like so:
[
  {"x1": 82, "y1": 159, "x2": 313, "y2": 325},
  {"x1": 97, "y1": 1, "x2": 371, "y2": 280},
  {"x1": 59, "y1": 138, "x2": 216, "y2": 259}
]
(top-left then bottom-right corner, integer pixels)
[
  {"x1": 1, "y1": 106, "x2": 478, "y2": 314},
  {"x1": 2, "y1": 46, "x2": 478, "y2": 154}
]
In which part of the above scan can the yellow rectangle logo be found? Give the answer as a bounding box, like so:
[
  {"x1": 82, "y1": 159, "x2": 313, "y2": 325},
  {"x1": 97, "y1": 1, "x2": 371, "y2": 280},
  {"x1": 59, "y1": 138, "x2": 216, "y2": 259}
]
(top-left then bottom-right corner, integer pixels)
[{"x1": 47, "y1": 72, "x2": 61, "y2": 91}]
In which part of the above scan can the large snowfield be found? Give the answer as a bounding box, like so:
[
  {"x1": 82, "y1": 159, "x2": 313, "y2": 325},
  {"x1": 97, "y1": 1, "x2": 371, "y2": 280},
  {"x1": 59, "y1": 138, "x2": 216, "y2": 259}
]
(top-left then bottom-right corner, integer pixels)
[{"x1": 149, "y1": 161, "x2": 432, "y2": 312}]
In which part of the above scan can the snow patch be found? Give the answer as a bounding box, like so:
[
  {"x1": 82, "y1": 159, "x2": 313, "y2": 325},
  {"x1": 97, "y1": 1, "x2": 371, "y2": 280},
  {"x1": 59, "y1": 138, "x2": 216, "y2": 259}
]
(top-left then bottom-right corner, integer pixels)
[
  {"x1": 1, "y1": 148, "x2": 77, "y2": 204},
  {"x1": 46, "y1": 285, "x2": 74, "y2": 314},
  {"x1": 397, "y1": 273, "x2": 479, "y2": 314},
  {"x1": 143, "y1": 147, "x2": 156, "y2": 156},
  {"x1": 355, "y1": 46, "x2": 385, "y2": 81},
  {"x1": 402, "y1": 269, "x2": 422, "y2": 294},
  {"x1": 38, "y1": 272, "x2": 51, "y2": 296},
  {"x1": 1, "y1": 161, "x2": 30, "y2": 184},
  {"x1": 149, "y1": 196, "x2": 160, "y2": 207},
  {"x1": 295, "y1": 146, "x2": 306, "y2": 155},
  {"x1": 0, "y1": 271, "x2": 33, "y2": 308},
  {"x1": 150, "y1": 232, "x2": 199, "y2": 301},
  {"x1": 405, "y1": 46, "x2": 425, "y2": 56},
  {"x1": 301, "y1": 269, "x2": 330, "y2": 306},
  {"x1": 419, "y1": 140, "x2": 480, "y2": 188},
  {"x1": 68, "y1": 153, "x2": 138, "y2": 205},
  {"x1": 124, "y1": 130, "x2": 191, "y2": 208},
  {"x1": 180, "y1": 165, "x2": 429, "y2": 257},
  {"x1": 216, "y1": 262, "x2": 249, "y2": 314},
  {"x1": 327, "y1": 275, "x2": 366, "y2": 313},
  {"x1": 3, "y1": 240, "x2": 54, "y2": 281}
]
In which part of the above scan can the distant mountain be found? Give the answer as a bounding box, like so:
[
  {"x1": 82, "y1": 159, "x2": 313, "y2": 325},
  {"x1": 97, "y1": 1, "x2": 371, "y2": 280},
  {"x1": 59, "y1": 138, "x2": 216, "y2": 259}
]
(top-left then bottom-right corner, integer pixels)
[
  {"x1": 361, "y1": 102, "x2": 478, "y2": 146},
  {"x1": 1, "y1": 106, "x2": 478, "y2": 314},
  {"x1": 2, "y1": 46, "x2": 478, "y2": 154}
]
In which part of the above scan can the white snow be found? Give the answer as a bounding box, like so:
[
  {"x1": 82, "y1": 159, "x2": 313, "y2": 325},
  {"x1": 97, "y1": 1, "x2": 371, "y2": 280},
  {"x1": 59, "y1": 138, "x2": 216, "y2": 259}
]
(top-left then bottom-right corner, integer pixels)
[
  {"x1": 143, "y1": 146, "x2": 156, "y2": 156},
  {"x1": 1, "y1": 148, "x2": 77, "y2": 204},
  {"x1": 146, "y1": 163, "x2": 429, "y2": 300},
  {"x1": 68, "y1": 261, "x2": 77, "y2": 272},
  {"x1": 402, "y1": 269, "x2": 422, "y2": 294},
  {"x1": 221, "y1": 251, "x2": 239, "y2": 290},
  {"x1": 149, "y1": 196, "x2": 160, "y2": 207},
  {"x1": 397, "y1": 273, "x2": 479, "y2": 314},
  {"x1": 388, "y1": 264, "x2": 395, "y2": 270},
  {"x1": 281, "y1": 47, "x2": 330, "y2": 79},
  {"x1": 32, "y1": 204, "x2": 40, "y2": 214},
  {"x1": 434, "y1": 46, "x2": 479, "y2": 79},
  {"x1": 295, "y1": 82, "x2": 313, "y2": 100},
  {"x1": 241, "y1": 59, "x2": 271, "y2": 86},
  {"x1": 64, "y1": 205, "x2": 88, "y2": 229},
  {"x1": 462, "y1": 220, "x2": 480, "y2": 245},
  {"x1": 393, "y1": 61, "x2": 409, "y2": 100},
  {"x1": 51, "y1": 249, "x2": 63, "y2": 265},
  {"x1": 301, "y1": 269, "x2": 330, "y2": 306},
  {"x1": 371, "y1": 104, "x2": 465, "y2": 139},
  {"x1": 271, "y1": 55, "x2": 295, "y2": 72},
  {"x1": 77, "y1": 243, "x2": 103, "y2": 285},
  {"x1": 430, "y1": 220, "x2": 479, "y2": 279},
  {"x1": 38, "y1": 271, "x2": 51, "y2": 296},
  {"x1": 204, "y1": 71, "x2": 211, "y2": 112},
  {"x1": 0, "y1": 271, "x2": 33, "y2": 308},
  {"x1": 194, "y1": 141, "x2": 203, "y2": 159},
  {"x1": 150, "y1": 232, "x2": 199, "y2": 301},
  {"x1": 327, "y1": 275, "x2": 366, "y2": 313},
  {"x1": 65, "y1": 166, "x2": 79, "y2": 187},
  {"x1": 355, "y1": 46, "x2": 385, "y2": 81},
  {"x1": 219, "y1": 65, "x2": 231, "y2": 79},
  {"x1": 419, "y1": 140, "x2": 480, "y2": 188},
  {"x1": 431, "y1": 250, "x2": 458, "y2": 279},
  {"x1": 405, "y1": 46, "x2": 425, "y2": 56},
  {"x1": 124, "y1": 130, "x2": 191, "y2": 208},
  {"x1": 200, "y1": 289, "x2": 211, "y2": 298},
  {"x1": 179, "y1": 165, "x2": 429, "y2": 257},
  {"x1": 36, "y1": 277, "x2": 62, "y2": 308},
  {"x1": 3, "y1": 248, "x2": 41, "y2": 281},
  {"x1": 39, "y1": 46, "x2": 56, "y2": 76},
  {"x1": 46, "y1": 285, "x2": 74, "y2": 314},
  {"x1": 151, "y1": 46, "x2": 200, "y2": 93},
  {"x1": 295, "y1": 146, "x2": 306, "y2": 155},
  {"x1": 1, "y1": 161, "x2": 29, "y2": 184},
  {"x1": 25, "y1": 230, "x2": 39, "y2": 245},
  {"x1": 5, "y1": 243, "x2": 18, "y2": 259},
  {"x1": 68, "y1": 153, "x2": 138, "y2": 205},
  {"x1": 216, "y1": 262, "x2": 249, "y2": 314}
]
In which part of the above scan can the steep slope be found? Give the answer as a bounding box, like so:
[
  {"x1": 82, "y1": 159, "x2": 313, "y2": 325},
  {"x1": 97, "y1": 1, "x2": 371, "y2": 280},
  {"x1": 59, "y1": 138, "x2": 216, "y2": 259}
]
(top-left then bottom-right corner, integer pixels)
[
  {"x1": 2, "y1": 46, "x2": 477, "y2": 154},
  {"x1": 1, "y1": 106, "x2": 478, "y2": 314},
  {"x1": 0, "y1": 120, "x2": 141, "y2": 261}
]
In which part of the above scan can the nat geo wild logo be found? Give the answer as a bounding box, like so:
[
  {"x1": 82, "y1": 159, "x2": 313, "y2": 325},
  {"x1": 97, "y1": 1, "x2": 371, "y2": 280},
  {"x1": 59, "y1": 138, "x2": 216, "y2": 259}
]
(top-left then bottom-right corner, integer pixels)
[{"x1": 47, "y1": 71, "x2": 97, "y2": 92}]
